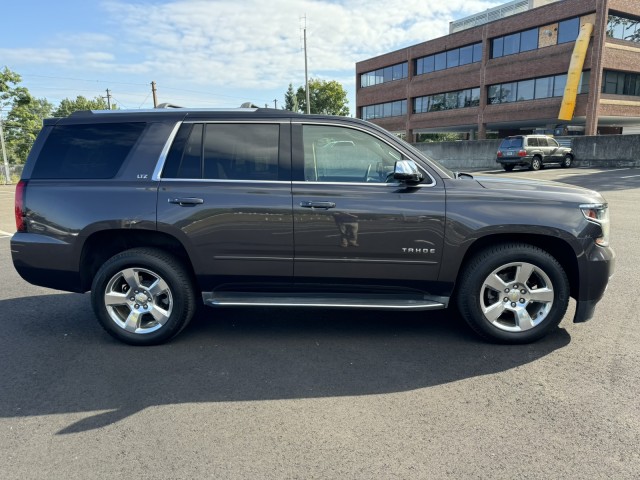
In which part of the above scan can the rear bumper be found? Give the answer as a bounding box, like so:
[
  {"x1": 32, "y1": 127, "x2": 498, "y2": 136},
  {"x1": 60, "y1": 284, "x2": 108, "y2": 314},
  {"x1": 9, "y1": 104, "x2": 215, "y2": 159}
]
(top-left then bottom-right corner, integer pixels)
[
  {"x1": 11, "y1": 232, "x2": 83, "y2": 293},
  {"x1": 497, "y1": 157, "x2": 532, "y2": 165}
]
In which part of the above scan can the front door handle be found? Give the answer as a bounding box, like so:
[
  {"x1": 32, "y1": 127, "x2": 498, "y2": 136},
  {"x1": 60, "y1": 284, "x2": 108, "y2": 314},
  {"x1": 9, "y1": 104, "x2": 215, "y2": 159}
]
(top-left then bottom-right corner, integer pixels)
[
  {"x1": 168, "y1": 197, "x2": 204, "y2": 207},
  {"x1": 299, "y1": 201, "x2": 336, "y2": 209}
]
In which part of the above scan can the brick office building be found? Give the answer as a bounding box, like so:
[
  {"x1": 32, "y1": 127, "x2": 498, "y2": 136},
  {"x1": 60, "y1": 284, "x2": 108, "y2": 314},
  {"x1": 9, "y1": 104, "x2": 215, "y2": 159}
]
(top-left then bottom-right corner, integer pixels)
[{"x1": 355, "y1": 0, "x2": 640, "y2": 140}]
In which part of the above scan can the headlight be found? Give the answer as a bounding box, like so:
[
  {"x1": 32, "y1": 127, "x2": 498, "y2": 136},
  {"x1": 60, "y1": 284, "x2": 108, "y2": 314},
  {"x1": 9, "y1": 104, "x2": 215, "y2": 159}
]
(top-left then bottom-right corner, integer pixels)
[{"x1": 580, "y1": 203, "x2": 610, "y2": 246}]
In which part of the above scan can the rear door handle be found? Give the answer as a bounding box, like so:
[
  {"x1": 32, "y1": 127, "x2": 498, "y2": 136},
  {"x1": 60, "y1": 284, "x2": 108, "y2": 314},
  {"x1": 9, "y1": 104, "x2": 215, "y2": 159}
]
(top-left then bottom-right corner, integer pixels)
[
  {"x1": 168, "y1": 197, "x2": 204, "y2": 206},
  {"x1": 299, "y1": 201, "x2": 336, "y2": 209}
]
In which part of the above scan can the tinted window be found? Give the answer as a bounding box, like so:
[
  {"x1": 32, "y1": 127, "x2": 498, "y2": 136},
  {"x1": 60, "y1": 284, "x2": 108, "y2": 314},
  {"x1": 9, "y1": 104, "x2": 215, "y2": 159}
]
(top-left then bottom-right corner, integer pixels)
[
  {"x1": 459, "y1": 45, "x2": 473, "y2": 65},
  {"x1": 537, "y1": 137, "x2": 549, "y2": 147},
  {"x1": 302, "y1": 125, "x2": 403, "y2": 183},
  {"x1": 492, "y1": 37, "x2": 504, "y2": 58},
  {"x1": 32, "y1": 122, "x2": 146, "y2": 179},
  {"x1": 500, "y1": 138, "x2": 523, "y2": 149},
  {"x1": 434, "y1": 52, "x2": 447, "y2": 70},
  {"x1": 553, "y1": 74, "x2": 568, "y2": 97},
  {"x1": 203, "y1": 124, "x2": 279, "y2": 180},
  {"x1": 520, "y1": 28, "x2": 538, "y2": 51},
  {"x1": 503, "y1": 33, "x2": 520, "y2": 56},
  {"x1": 527, "y1": 137, "x2": 539, "y2": 147},
  {"x1": 473, "y1": 43, "x2": 483, "y2": 62},
  {"x1": 447, "y1": 49, "x2": 459, "y2": 68},
  {"x1": 164, "y1": 123, "x2": 279, "y2": 180},
  {"x1": 517, "y1": 79, "x2": 535, "y2": 100},
  {"x1": 535, "y1": 77, "x2": 554, "y2": 99},
  {"x1": 558, "y1": 17, "x2": 580, "y2": 44}
]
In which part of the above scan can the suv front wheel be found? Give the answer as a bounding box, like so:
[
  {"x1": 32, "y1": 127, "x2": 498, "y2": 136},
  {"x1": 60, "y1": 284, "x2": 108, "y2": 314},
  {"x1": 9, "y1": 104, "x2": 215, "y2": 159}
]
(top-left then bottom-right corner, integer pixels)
[
  {"x1": 457, "y1": 244, "x2": 569, "y2": 344},
  {"x1": 91, "y1": 248, "x2": 196, "y2": 345}
]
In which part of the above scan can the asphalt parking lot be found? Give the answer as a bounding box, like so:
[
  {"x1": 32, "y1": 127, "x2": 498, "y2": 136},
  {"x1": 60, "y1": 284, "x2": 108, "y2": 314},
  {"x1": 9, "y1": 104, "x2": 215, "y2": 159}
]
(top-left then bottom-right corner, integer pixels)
[{"x1": 0, "y1": 167, "x2": 638, "y2": 479}]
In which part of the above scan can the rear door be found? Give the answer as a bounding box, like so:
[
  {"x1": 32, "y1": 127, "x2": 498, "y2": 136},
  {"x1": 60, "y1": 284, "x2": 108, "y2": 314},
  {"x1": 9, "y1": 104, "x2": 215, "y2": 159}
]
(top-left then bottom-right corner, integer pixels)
[
  {"x1": 156, "y1": 120, "x2": 293, "y2": 290},
  {"x1": 291, "y1": 121, "x2": 446, "y2": 291}
]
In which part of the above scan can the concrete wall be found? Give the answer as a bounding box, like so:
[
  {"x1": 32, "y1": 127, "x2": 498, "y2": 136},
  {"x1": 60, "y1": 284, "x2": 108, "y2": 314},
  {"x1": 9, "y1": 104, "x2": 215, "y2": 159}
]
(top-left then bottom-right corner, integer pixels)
[{"x1": 412, "y1": 135, "x2": 640, "y2": 170}]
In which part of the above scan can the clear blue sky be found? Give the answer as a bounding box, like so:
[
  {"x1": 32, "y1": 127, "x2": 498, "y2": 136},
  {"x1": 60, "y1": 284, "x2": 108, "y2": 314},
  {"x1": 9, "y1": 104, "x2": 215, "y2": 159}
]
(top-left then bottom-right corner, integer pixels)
[{"x1": 2, "y1": 0, "x2": 501, "y2": 113}]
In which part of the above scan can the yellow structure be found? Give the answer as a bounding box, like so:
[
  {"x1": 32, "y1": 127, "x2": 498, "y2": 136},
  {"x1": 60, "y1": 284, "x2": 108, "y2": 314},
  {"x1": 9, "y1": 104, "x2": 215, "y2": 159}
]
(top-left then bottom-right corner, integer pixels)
[{"x1": 558, "y1": 23, "x2": 593, "y2": 121}]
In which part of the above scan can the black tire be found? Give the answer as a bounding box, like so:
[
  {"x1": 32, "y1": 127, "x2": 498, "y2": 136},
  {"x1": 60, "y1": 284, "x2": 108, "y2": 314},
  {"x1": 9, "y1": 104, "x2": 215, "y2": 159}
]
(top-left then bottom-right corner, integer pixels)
[
  {"x1": 503, "y1": 164, "x2": 515, "y2": 172},
  {"x1": 91, "y1": 248, "x2": 196, "y2": 346},
  {"x1": 561, "y1": 154, "x2": 573, "y2": 168},
  {"x1": 456, "y1": 244, "x2": 569, "y2": 344},
  {"x1": 530, "y1": 156, "x2": 542, "y2": 171}
]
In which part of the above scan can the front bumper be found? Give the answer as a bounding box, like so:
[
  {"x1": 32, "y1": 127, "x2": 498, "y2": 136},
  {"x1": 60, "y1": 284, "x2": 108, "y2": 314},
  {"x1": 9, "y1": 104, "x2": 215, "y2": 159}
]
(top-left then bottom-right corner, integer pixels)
[{"x1": 572, "y1": 245, "x2": 615, "y2": 323}]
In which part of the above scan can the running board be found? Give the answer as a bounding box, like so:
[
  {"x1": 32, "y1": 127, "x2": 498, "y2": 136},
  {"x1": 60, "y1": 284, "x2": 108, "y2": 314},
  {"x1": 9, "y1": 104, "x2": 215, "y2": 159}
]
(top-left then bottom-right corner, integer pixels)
[{"x1": 202, "y1": 292, "x2": 447, "y2": 311}]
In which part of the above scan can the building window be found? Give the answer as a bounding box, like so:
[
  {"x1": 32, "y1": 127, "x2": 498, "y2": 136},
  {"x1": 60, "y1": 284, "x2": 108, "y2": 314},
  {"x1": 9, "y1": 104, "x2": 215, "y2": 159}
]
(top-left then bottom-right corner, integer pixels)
[
  {"x1": 488, "y1": 72, "x2": 589, "y2": 104},
  {"x1": 607, "y1": 14, "x2": 640, "y2": 43},
  {"x1": 360, "y1": 62, "x2": 408, "y2": 88},
  {"x1": 602, "y1": 70, "x2": 640, "y2": 96},
  {"x1": 491, "y1": 27, "x2": 539, "y2": 58},
  {"x1": 362, "y1": 100, "x2": 407, "y2": 120},
  {"x1": 414, "y1": 87, "x2": 480, "y2": 113},
  {"x1": 415, "y1": 42, "x2": 483, "y2": 76},
  {"x1": 558, "y1": 17, "x2": 580, "y2": 44}
]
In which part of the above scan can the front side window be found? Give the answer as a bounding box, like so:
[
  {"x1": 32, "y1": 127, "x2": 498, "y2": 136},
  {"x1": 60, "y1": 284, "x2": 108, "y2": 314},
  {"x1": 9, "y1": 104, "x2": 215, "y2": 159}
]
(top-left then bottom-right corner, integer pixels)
[{"x1": 302, "y1": 125, "x2": 404, "y2": 183}]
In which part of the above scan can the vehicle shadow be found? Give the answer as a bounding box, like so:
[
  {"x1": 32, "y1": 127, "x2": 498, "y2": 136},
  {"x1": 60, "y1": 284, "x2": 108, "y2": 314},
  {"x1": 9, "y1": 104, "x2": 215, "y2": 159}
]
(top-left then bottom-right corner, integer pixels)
[{"x1": 0, "y1": 293, "x2": 571, "y2": 434}]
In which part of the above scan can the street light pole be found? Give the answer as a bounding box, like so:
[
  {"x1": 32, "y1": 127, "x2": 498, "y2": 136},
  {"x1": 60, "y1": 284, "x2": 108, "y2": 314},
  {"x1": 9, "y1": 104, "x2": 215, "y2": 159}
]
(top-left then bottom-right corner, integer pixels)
[{"x1": 304, "y1": 26, "x2": 310, "y2": 114}]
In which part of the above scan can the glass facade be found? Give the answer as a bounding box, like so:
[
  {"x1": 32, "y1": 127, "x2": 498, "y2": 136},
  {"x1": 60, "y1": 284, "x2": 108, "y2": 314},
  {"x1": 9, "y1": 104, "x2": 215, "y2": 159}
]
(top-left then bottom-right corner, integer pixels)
[
  {"x1": 488, "y1": 72, "x2": 589, "y2": 104},
  {"x1": 361, "y1": 100, "x2": 407, "y2": 120},
  {"x1": 415, "y1": 43, "x2": 482, "y2": 75},
  {"x1": 602, "y1": 70, "x2": 640, "y2": 96},
  {"x1": 360, "y1": 62, "x2": 408, "y2": 88},
  {"x1": 414, "y1": 88, "x2": 480, "y2": 113},
  {"x1": 491, "y1": 27, "x2": 539, "y2": 58},
  {"x1": 607, "y1": 14, "x2": 640, "y2": 43}
]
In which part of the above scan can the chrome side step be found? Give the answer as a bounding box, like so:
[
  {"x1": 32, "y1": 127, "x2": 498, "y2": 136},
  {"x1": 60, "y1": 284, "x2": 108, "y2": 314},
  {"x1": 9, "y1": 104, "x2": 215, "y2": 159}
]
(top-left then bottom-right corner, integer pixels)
[{"x1": 202, "y1": 292, "x2": 447, "y2": 311}]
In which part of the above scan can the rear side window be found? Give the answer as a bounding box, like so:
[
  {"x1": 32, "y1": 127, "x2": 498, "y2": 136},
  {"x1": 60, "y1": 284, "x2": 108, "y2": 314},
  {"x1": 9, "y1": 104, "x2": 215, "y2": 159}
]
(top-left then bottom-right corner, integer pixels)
[
  {"x1": 500, "y1": 138, "x2": 523, "y2": 149},
  {"x1": 163, "y1": 123, "x2": 280, "y2": 180},
  {"x1": 527, "y1": 137, "x2": 539, "y2": 147},
  {"x1": 32, "y1": 123, "x2": 146, "y2": 179}
]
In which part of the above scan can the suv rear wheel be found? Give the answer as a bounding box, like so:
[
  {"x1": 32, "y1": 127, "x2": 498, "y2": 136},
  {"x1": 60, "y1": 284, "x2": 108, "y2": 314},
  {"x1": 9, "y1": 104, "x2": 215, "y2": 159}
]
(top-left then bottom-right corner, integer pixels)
[
  {"x1": 91, "y1": 248, "x2": 196, "y2": 345},
  {"x1": 530, "y1": 156, "x2": 542, "y2": 171},
  {"x1": 457, "y1": 244, "x2": 569, "y2": 344}
]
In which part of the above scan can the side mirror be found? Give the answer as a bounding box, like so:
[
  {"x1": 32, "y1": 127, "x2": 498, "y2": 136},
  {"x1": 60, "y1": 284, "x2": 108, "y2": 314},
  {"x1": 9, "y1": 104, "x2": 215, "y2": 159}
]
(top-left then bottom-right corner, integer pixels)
[{"x1": 393, "y1": 160, "x2": 423, "y2": 184}]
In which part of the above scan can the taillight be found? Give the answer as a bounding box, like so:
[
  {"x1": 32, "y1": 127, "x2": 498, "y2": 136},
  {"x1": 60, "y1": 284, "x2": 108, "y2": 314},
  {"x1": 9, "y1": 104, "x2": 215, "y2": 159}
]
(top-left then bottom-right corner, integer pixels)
[
  {"x1": 15, "y1": 180, "x2": 27, "y2": 232},
  {"x1": 518, "y1": 150, "x2": 527, "y2": 157},
  {"x1": 497, "y1": 151, "x2": 503, "y2": 157}
]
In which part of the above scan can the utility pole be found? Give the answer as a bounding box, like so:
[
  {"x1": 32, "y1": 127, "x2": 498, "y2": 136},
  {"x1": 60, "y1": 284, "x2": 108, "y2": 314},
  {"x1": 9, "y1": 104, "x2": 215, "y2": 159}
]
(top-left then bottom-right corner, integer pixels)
[
  {"x1": 151, "y1": 81, "x2": 158, "y2": 108},
  {"x1": 273, "y1": 99, "x2": 278, "y2": 109},
  {"x1": 303, "y1": 22, "x2": 310, "y2": 114},
  {"x1": 104, "y1": 89, "x2": 112, "y2": 109},
  {"x1": 0, "y1": 111, "x2": 10, "y2": 185}
]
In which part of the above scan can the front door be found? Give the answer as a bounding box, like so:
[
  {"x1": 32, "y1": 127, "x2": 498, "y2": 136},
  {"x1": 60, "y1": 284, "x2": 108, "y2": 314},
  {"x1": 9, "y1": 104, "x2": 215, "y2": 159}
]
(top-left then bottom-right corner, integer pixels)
[{"x1": 291, "y1": 122, "x2": 446, "y2": 292}]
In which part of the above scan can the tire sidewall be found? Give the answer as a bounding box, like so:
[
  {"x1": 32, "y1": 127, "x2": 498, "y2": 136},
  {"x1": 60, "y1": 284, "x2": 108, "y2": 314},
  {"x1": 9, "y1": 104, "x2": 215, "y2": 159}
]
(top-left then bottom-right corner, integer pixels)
[
  {"x1": 91, "y1": 249, "x2": 194, "y2": 346},
  {"x1": 458, "y1": 245, "x2": 569, "y2": 344}
]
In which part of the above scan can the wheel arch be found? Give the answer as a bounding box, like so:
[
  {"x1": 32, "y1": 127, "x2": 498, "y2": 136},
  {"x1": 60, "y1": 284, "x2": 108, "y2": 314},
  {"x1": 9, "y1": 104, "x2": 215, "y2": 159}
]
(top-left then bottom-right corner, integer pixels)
[
  {"x1": 453, "y1": 234, "x2": 579, "y2": 300},
  {"x1": 79, "y1": 229, "x2": 196, "y2": 292}
]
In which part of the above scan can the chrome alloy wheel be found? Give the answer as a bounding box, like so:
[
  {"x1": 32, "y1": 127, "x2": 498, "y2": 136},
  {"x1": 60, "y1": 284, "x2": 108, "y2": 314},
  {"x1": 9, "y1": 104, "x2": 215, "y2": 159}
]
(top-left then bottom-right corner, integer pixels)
[
  {"x1": 479, "y1": 261, "x2": 554, "y2": 332},
  {"x1": 103, "y1": 267, "x2": 173, "y2": 334}
]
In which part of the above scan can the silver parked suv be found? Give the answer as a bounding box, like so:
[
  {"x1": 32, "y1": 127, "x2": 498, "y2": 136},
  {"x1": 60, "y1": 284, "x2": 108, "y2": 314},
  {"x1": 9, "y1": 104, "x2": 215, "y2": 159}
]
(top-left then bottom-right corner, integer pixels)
[{"x1": 496, "y1": 135, "x2": 574, "y2": 171}]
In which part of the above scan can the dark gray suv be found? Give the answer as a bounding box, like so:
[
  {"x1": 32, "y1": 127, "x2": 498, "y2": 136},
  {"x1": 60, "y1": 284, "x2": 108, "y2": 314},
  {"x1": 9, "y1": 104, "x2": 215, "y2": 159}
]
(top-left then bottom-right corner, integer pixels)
[
  {"x1": 12, "y1": 108, "x2": 613, "y2": 345},
  {"x1": 497, "y1": 135, "x2": 574, "y2": 171}
]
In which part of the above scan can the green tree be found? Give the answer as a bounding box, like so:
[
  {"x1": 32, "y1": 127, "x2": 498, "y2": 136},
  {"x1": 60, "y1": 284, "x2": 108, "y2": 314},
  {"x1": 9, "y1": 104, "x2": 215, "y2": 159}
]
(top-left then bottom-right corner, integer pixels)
[
  {"x1": 5, "y1": 95, "x2": 53, "y2": 163},
  {"x1": 1, "y1": 67, "x2": 52, "y2": 164},
  {"x1": 290, "y1": 79, "x2": 349, "y2": 116},
  {"x1": 53, "y1": 95, "x2": 114, "y2": 117},
  {"x1": 283, "y1": 83, "x2": 298, "y2": 112}
]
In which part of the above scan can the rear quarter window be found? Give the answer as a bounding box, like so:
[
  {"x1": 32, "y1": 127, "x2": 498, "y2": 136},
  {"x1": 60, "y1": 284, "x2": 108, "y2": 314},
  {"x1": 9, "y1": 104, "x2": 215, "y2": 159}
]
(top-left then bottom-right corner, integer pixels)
[{"x1": 31, "y1": 122, "x2": 146, "y2": 179}]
